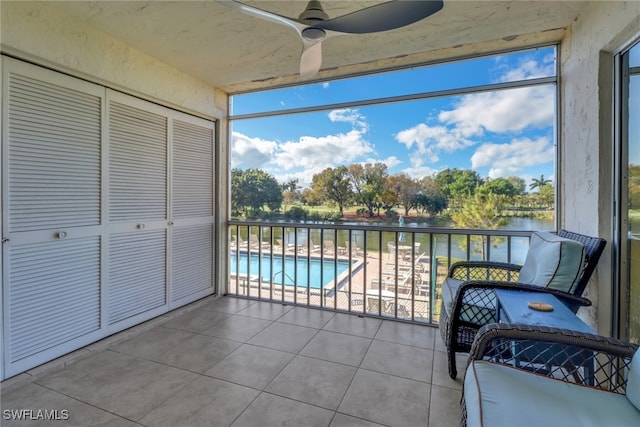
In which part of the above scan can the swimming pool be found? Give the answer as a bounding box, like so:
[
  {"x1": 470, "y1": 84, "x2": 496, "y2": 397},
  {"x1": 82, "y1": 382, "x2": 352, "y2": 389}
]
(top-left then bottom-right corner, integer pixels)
[{"x1": 230, "y1": 253, "x2": 352, "y2": 289}]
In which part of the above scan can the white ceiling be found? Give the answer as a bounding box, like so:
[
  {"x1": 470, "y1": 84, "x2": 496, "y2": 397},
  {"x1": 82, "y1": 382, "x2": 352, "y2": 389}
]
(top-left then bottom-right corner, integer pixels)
[{"x1": 51, "y1": 1, "x2": 589, "y2": 93}]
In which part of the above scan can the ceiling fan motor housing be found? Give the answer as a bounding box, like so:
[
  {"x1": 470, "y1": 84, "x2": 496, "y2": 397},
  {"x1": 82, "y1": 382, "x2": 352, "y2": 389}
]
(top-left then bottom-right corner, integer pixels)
[
  {"x1": 298, "y1": 0, "x2": 329, "y2": 22},
  {"x1": 301, "y1": 27, "x2": 326, "y2": 42},
  {"x1": 299, "y1": 1, "x2": 329, "y2": 42}
]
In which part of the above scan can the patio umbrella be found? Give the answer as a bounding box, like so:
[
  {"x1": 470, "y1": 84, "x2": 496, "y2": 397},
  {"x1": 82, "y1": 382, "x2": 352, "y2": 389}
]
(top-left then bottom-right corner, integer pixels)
[{"x1": 398, "y1": 215, "x2": 406, "y2": 243}]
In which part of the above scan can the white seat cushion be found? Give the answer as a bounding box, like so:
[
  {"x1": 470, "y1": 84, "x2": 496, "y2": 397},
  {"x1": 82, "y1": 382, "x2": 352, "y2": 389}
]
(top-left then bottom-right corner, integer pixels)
[
  {"x1": 518, "y1": 231, "x2": 585, "y2": 293},
  {"x1": 441, "y1": 277, "x2": 462, "y2": 314},
  {"x1": 441, "y1": 277, "x2": 495, "y2": 324},
  {"x1": 627, "y1": 349, "x2": 640, "y2": 411},
  {"x1": 464, "y1": 360, "x2": 640, "y2": 427}
]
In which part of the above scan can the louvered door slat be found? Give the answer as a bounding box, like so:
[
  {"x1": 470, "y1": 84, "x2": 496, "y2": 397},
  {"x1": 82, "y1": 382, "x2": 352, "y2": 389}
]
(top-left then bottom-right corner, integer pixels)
[
  {"x1": 172, "y1": 120, "x2": 213, "y2": 218},
  {"x1": 109, "y1": 101, "x2": 167, "y2": 222},
  {"x1": 9, "y1": 134, "x2": 101, "y2": 154},
  {"x1": 7, "y1": 73, "x2": 102, "y2": 233},
  {"x1": 10, "y1": 74, "x2": 101, "y2": 106},
  {"x1": 7, "y1": 238, "x2": 101, "y2": 362},
  {"x1": 171, "y1": 224, "x2": 213, "y2": 302},
  {"x1": 108, "y1": 231, "x2": 166, "y2": 324}
]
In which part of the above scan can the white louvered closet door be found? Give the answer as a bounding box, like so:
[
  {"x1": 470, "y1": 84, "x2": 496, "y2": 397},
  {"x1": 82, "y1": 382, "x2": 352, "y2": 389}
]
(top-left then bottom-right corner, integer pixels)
[
  {"x1": 1, "y1": 59, "x2": 217, "y2": 380},
  {"x1": 2, "y1": 59, "x2": 104, "y2": 377},
  {"x1": 106, "y1": 92, "x2": 169, "y2": 329},
  {"x1": 170, "y1": 116, "x2": 215, "y2": 308}
]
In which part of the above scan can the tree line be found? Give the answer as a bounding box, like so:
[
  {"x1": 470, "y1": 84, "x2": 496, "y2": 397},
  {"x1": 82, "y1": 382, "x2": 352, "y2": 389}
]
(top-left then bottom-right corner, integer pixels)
[{"x1": 231, "y1": 163, "x2": 554, "y2": 219}]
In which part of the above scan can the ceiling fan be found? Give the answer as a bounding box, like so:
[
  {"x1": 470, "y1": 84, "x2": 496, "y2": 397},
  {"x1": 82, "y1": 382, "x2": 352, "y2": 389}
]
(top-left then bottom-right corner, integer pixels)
[{"x1": 219, "y1": 0, "x2": 444, "y2": 80}]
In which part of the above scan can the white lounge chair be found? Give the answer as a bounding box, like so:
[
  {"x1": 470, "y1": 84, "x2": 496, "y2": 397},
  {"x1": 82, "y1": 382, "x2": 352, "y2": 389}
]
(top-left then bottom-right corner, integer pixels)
[
  {"x1": 231, "y1": 234, "x2": 249, "y2": 250},
  {"x1": 276, "y1": 238, "x2": 297, "y2": 253},
  {"x1": 323, "y1": 239, "x2": 345, "y2": 256},
  {"x1": 302, "y1": 239, "x2": 321, "y2": 253},
  {"x1": 249, "y1": 234, "x2": 270, "y2": 250},
  {"x1": 345, "y1": 240, "x2": 363, "y2": 257}
]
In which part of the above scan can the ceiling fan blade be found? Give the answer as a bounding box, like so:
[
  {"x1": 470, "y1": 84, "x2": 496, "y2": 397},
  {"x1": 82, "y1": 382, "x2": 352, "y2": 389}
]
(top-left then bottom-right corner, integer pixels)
[
  {"x1": 315, "y1": 0, "x2": 444, "y2": 34},
  {"x1": 218, "y1": 0, "x2": 305, "y2": 36},
  {"x1": 300, "y1": 41, "x2": 323, "y2": 80},
  {"x1": 220, "y1": 0, "x2": 442, "y2": 80}
]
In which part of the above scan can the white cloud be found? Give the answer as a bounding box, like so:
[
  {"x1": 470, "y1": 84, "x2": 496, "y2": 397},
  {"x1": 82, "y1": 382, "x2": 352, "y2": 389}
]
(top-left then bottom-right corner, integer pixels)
[
  {"x1": 407, "y1": 150, "x2": 430, "y2": 169},
  {"x1": 328, "y1": 108, "x2": 360, "y2": 123},
  {"x1": 471, "y1": 137, "x2": 554, "y2": 178},
  {"x1": 395, "y1": 57, "x2": 555, "y2": 173},
  {"x1": 438, "y1": 85, "x2": 554, "y2": 137},
  {"x1": 364, "y1": 152, "x2": 435, "y2": 180},
  {"x1": 403, "y1": 165, "x2": 439, "y2": 180},
  {"x1": 364, "y1": 155, "x2": 402, "y2": 169},
  {"x1": 328, "y1": 108, "x2": 369, "y2": 131},
  {"x1": 277, "y1": 170, "x2": 318, "y2": 187},
  {"x1": 438, "y1": 55, "x2": 555, "y2": 137},
  {"x1": 322, "y1": 82, "x2": 330, "y2": 89},
  {"x1": 273, "y1": 129, "x2": 373, "y2": 171},
  {"x1": 498, "y1": 57, "x2": 555, "y2": 82},
  {"x1": 395, "y1": 124, "x2": 476, "y2": 162},
  {"x1": 230, "y1": 131, "x2": 278, "y2": 168},
  {"x1": 231, "y1": 119, "x2": 374, "y2": 187}
]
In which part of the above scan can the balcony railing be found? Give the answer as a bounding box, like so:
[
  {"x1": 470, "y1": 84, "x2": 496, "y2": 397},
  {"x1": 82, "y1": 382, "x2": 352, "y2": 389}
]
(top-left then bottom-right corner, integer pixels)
[{"x1": 227, "y1": 220, "x2": 533, "y2": 325}]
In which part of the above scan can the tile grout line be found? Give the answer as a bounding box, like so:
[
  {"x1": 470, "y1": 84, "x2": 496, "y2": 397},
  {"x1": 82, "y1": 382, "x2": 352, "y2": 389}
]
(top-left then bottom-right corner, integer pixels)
[
  {"x1": 327, "y1": 315, "x2": 385, "y2": 425},
  {"x1": 25, "y1": 381, "x2": 145, "y2": 426},
  {"x1": 228, "y1": 304, "x2": 328, "y2": 427}
]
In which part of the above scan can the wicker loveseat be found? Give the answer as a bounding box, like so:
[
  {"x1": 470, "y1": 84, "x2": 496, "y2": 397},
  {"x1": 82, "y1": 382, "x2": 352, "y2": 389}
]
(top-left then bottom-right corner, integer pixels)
[
  {"x1": 439, "y1": 230, "x2": 606, "y2": 378},
  {"x1": 462, "y1": 323, "x2": 640, "y2": 427}
]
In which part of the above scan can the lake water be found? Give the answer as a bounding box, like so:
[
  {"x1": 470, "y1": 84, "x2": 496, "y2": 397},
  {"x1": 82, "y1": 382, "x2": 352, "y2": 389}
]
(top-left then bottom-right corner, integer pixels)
[
  {"x1": 322, "y1": 216, "x2": 553, "y2": 264},
  {"x1": 343, "y1": 216, "x2": 554, "y2": 231}
]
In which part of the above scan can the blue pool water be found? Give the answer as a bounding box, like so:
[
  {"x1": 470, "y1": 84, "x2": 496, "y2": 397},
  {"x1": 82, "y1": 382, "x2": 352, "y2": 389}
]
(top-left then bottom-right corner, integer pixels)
[{"x1": 230, "y1": 253, "x2": 351, "y2": 289}]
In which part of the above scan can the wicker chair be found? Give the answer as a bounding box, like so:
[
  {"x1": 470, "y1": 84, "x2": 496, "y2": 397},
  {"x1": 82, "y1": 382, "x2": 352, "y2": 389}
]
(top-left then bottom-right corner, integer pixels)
[
  {"x1": 439, "y1": 229, "x2": 606, "y2": 379},
  {"x1": 461, "y1": 323, "x2": 639, "y2": 427}
]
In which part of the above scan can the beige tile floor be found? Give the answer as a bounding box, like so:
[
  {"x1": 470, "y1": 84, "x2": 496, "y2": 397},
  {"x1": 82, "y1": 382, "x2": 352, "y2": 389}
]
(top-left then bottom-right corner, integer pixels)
[{"x1": 1, "y1": 296, "x2": 465, "y2": 427}]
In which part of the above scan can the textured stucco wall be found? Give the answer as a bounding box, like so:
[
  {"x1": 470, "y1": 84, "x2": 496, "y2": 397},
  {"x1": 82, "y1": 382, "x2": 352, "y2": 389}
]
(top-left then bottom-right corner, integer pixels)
[
  {"x1": 0, "y1": 1, "x2": 226, "y2": 119},
  {"x1": 561, "y1": 1, "x2": 640, "y2": 333},
  {"x1": 0, "y1": 0, "x2": 230, "y2": 300}
]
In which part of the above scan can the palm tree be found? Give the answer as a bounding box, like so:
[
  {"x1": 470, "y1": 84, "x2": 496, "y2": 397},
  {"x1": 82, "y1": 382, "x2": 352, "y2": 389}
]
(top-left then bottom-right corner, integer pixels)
[
  {"x1": 281, "y1": 179, "x2": 299, "y2": 193},
  {"x1": 529, "y1": 174, "x2": 552, "y2": 190},
  {"x1": 280, "y1": 178, "x2": 299, "y2": 211}
]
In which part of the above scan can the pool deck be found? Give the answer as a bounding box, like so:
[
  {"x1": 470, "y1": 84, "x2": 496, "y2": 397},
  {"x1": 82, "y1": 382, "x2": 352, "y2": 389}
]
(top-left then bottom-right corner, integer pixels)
[{"x1": 229, "y1": 245, "x2": 446, "y2": 321}]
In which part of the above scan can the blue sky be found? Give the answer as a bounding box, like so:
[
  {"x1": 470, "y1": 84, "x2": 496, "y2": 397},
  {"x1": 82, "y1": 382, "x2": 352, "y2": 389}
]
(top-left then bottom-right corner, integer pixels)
[{"x1": 230, "y1": 46, "x2": 556, "y2": 190}]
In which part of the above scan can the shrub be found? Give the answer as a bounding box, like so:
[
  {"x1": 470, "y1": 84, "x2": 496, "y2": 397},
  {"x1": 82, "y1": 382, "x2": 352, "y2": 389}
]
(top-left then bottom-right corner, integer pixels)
[
  {"x1": 307, "y1": 210, "x2": 323, "y2": 221},
  {"x1": 285, "y1": 206, "x2": 308, "y2": 220},
  {"x1": 323, "y1": 211, "x2": 343, "y2": 221},
  {"x1": 256, "y1": 210, "x2": 275, "y2": 220}
]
